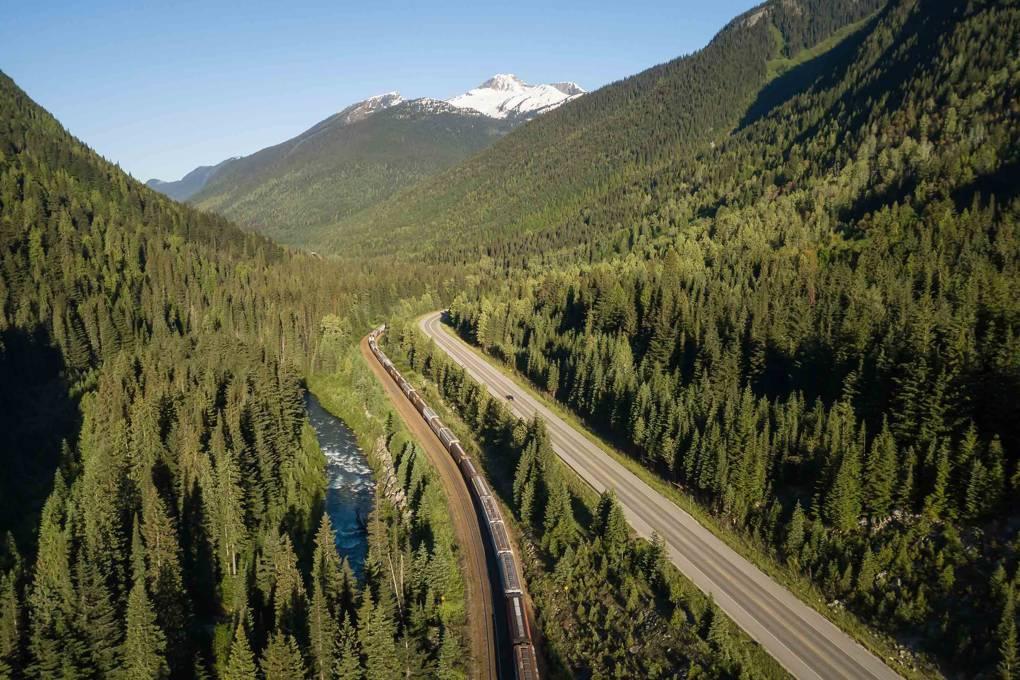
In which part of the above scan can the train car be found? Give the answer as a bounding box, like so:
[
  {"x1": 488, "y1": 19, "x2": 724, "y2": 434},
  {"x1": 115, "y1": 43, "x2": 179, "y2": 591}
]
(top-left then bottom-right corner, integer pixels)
[
  {"x1": 506, "y1": 594, "x2": 530, "y2": 645},
  {"x1": 410, "y1": 392, "x2": 425, "y2": 412},
  {"x1": 449, "y1": 442, "x2": 466, "y2": 463},
  {"x1": 460, "y1": 457, "x2": 477, "y2": 480},
  {"x1": 480, "y1": 494, "x2": 501, "y2": 525},
  {"x1": 438, "y1": 427, "x2": 458, "y2": 448},
  {"x1": 498, "y1": 552, "x2": 522, "y2": 594},
  {"x1": 471, "y1": 475, "x2": 491, "y2": 500},
  {"x1": 513, "y1": 645, "x2": 539, "y2": 680},
  {"x1": 489, "y1": 520, "x2": 512, "y2": 554},
  {"x1": 429, "y1": 417, "x2": 444, "y2": 437},
  {"x1": 421, "y1": 406, "x2": 438, "y2": 422},
  {"x1": 400, "y1": 381, "x2": 413, "y2": 398}
]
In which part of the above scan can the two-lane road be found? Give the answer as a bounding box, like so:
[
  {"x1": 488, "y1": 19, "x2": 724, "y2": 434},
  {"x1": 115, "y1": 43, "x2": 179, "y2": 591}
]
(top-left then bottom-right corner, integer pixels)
[{"x1": 420, "y1": 311, "x2": 902, "y2": 680}]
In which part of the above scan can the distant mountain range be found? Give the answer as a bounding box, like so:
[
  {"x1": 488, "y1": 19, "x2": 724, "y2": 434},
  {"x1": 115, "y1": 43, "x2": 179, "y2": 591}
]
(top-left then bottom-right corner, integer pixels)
[
  {"x1": 145, "y1": 74, "x2": 584, "y2": 246},
  {"x1": 145, "y1": 157, "x2": 237, "y2": 202}
]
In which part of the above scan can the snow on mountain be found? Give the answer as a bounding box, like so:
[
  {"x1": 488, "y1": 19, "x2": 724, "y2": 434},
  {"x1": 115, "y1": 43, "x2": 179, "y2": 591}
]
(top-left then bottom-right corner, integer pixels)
[
  {"x1": 338, "y1": 91, "x2": 403, "y2": 125},
  {"x1": 396, "y1": 97, "x2": 486, "y2": 118},
  {"x1": 447, "y1": 73, "x2": 585, "y2": 120}
]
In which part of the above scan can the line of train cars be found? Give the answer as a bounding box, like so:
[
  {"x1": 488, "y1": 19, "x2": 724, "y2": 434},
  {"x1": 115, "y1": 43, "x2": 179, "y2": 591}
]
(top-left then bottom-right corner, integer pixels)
[{"x1": 368, "y1": 326, "x2": 539, "y2": 680}]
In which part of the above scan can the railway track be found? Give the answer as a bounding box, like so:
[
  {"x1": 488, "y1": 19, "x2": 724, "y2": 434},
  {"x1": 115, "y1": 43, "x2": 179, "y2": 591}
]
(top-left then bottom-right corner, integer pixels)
[{"x1": 366, "y1": 327, "x2": 540, "y2": 680}]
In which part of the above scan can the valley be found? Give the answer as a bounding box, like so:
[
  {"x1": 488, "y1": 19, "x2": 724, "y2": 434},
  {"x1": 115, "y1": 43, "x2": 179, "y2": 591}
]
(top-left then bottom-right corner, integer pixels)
[{"x1": 1, "y1": 0, "x2": 1018, "y2": 678}]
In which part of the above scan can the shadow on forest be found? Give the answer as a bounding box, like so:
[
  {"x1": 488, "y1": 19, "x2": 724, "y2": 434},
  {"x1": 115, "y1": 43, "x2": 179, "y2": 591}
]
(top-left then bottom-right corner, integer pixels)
[
  {"x1": 0, "y1": 325, "x2": 79, "y2": 558},
  {"x1": 952, "y1": 158, "x2": 1020, "y2": 209},
  {"x1": 738, "y1": 12, "x2": 877, "y2": 130}
]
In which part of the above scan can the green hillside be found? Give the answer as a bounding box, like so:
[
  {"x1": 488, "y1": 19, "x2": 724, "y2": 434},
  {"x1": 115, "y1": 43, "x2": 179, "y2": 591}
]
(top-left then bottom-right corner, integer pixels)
[
  {"x1": 327, "y1": 0, "x2": 885, "y2": 261},
  {"x1": 440, "y1": 0, "x2": 1020, "y2": 675},
  {"x1": 191, "y1": 99, "x2": 512, "y2": 247},
  {"x1": 0, "y1": 72, "x2": 469, "y2": 678}
]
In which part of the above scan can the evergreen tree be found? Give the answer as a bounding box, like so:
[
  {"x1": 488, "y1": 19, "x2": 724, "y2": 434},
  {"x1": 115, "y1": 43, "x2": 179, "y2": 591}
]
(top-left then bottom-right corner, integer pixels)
[
  {"x1": 119, "y1": 573, "x2": 169, "y2": 679},
  {"x1": 542, "y1": 473, "x2": 578, "y2": 558},
  {"x1": 75, "y1": 559, "x2": 121, "y2": 675},
  {"x1": 260, "y1": 632, "x2": 306, "y2": 680},
  {"x1": 0, "y1": 571, "x2": 20, "y2": 678},
  {"x1": 334, "y1": 615, "x2": 363, "y2": 680},
  {"x1": 307, "y1": 580, "x2": 336, "y2": 680},
  {"x1": 784, "y1": 502, "x2": 806, "y2": 564},
  {"x1": 27, "y1": 474, "x2": 81, "y2": 678},
  {"x1": 823, "y1": 443, "x2": 862, "y2": 533},
  {"x1": 863, "y1": 421, "x2": 897, "y2": 520},
  {"x1": 223, "y1": 623, "x2": 258, "y2": 680},
  {"x1": 999, "y1": 592, "x2": 1018, "y2": 680},
  {"x1": 595, "y1": 492, "x2": 629, "y2": 563},
  {"x1": 360, "y1": 597, "x2": 399, "y2": 680}
]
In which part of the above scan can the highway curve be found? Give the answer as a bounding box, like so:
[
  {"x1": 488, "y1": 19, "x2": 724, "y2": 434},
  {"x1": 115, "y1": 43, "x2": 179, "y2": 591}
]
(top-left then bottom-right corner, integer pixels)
[
  {"x1": 359, "y1": 335, "x2": 499, "y2": 679},
  {"x1": 420, "y1": 311, "x2": 902, "y2": 680}
]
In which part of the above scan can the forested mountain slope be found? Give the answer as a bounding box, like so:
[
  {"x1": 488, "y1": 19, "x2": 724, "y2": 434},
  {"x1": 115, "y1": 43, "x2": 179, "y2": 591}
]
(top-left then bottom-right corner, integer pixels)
[
  {"x1": 445, "y1": 0, "x2": 1020, "y2": 675},
  {"x1": 190, "y1": 98, "x2": 512, "y2": 247},
  {"x1": 0, "y1": 72, "x2": 468, "y2": 678},
  {"x1": 328, "y1": 0, "x2": 885, "y2": 260}
]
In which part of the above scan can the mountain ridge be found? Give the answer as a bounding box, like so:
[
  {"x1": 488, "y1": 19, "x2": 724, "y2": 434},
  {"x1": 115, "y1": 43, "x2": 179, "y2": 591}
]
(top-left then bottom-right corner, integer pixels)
[
  {"x1": 184, "y1": 94, "x2": 514, "y2": 245},
  {"x1": 146, "y1": 72, "x2": 582, "y2": 200}
]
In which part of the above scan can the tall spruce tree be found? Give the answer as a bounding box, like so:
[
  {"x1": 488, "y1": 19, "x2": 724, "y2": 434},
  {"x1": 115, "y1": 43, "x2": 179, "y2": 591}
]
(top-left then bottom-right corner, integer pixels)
[
  {"x1": 260, "y1": 632, "x2": 306, "y2": 680},
  {"x1": 223, "y1": 623, "x2": 258, "y2": 680}
]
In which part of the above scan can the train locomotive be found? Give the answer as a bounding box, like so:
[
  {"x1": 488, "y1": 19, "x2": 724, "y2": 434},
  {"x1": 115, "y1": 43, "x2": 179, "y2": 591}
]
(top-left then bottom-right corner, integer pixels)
[{"x1": 367, "y1": 326, "x2": 539, "y2": 680}]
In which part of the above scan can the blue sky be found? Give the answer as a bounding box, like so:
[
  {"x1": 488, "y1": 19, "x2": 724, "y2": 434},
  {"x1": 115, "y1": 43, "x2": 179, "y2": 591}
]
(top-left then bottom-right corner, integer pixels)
[{"x1": 2, "y1": 0, "x2": 757, "y2": 181}]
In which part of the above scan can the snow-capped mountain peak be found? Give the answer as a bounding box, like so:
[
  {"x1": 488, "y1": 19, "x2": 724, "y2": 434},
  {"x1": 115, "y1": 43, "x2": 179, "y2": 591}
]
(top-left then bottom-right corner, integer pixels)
[
  {"x1": 479, "y1": 73, "x2": 527, "y2": 91},
  {"x1": 447, "y1": 73, "x2": 585, "y2": 120},
  {"x1": 339, "y1": 91, "x2": 403, "y2": 125}
]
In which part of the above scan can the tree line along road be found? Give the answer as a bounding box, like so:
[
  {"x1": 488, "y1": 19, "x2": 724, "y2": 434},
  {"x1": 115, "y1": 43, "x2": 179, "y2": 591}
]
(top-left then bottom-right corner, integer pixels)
[{"x1": 419, "y1": 311, "x2": 903, "y2": 680}]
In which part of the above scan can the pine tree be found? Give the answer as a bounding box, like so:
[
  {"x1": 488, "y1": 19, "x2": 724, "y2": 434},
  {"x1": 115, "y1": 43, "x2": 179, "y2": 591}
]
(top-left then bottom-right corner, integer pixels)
[
  {"x1": 312, "y1": 513, "x2": 345, "y2": 612},
  {"x1": 823, "y1": 445, "x2": 862, "y2": 533},
  {"x1": 513, "y1": 438, "x2": 540, "y2": 530},
  {"x1": 361, "y1": 596, "x2": 399, "y2": 680},
  {"x1": 119, "y1": 572, "x2": 168, "y2": 679},
  {"x1": 334, "y1": 615, "x2": 363, "y2": 680},
  {"x1": 998, "y1": 589, "x2": 1019, "y2": 680},
  {"x1": 784, "y1": 502, "x2": 806, "y2": 564},
  {"x1": 863, "y1": 421, "x2": 897, "y2": 520},
  {"x1": 260, "y1": 632, "x2": 306, "y2": 680},
  {"x1": 75, "y1": 559, "x2": 121, "y2": 675},
  {"x1": 542, "y1": 473, "x2": 578, "y2": 558},
  {"x1": 965, "y1": 457, "x2": 990, "y2": 521},
  {"x1": 595, "y1": 491, "x2": 629, "y2": 563},
  {"x1": 308, "y1": 580, "x2": 336, "y2": 680},
  {"x1": 223, "y1": 623, "x2": 257, "y2": 680},
  {"x1": 435, "y1": 626, "x2": 462, "y2": 680},
  {"x1": 923, "y1": 441, "x2": 951, "y2": 518},
  {"x1": 0, "y1": 570, "x2": 21, "y2": 678},
  {"x1": 141, "y1": 488, "x2": 191, "y2": 674},
  {"x1": 27, "y1": 473, "x2": 81, "y2": 678}
]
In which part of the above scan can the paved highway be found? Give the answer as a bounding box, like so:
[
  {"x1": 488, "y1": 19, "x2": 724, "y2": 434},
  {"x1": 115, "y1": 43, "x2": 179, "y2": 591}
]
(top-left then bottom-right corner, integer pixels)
[{"x1": 420, "y1": 311, "x2": 902, "y2": 680}]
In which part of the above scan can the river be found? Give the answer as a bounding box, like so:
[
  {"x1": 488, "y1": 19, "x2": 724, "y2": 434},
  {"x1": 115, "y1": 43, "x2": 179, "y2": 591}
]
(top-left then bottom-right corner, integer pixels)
[{"x1": 305, "y1": 392, "x2": 375, "y2": 579}]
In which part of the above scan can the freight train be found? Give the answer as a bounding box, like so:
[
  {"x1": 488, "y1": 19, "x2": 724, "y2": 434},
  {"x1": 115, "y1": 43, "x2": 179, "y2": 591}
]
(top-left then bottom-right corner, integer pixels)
[{"x1": 368, "y1": 326, "x2": 539, "y2": 680}]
